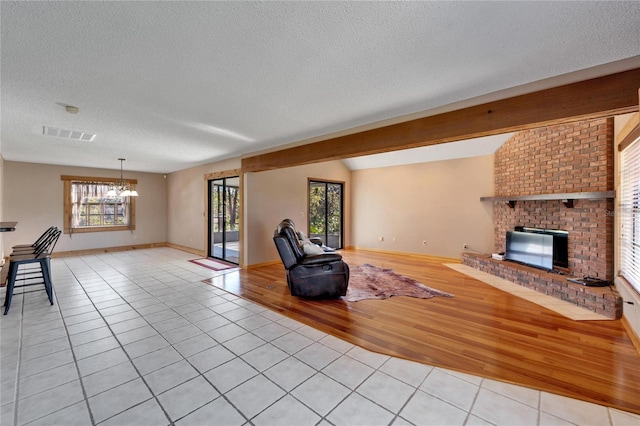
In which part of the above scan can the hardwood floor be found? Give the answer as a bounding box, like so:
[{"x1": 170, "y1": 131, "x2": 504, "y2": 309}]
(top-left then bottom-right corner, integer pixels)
[{"x1": 212, "y1": 249, "x2": 640, "y2": 415}]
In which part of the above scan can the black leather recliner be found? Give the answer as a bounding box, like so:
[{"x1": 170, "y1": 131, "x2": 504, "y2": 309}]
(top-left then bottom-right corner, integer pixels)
[{"x1": 273, "y1": 219, "x2": 349, "y2": 298}]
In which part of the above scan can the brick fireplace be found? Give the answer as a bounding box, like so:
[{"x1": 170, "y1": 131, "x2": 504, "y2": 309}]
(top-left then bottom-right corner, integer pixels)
[
  {"x1": 463, "y1": 117, "x2": 622, "y2": 319},
  {"x1": 494, "y1": 118, "x2": 615, "y2": 279}
]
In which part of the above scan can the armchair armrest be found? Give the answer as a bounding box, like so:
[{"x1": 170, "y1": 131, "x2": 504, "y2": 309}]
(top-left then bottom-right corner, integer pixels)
[{"x1": 299, "y1": 253, "x2": 343, "y2": 266}]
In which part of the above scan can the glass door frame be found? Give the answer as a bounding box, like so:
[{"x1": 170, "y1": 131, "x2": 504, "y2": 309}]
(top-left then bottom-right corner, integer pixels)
[
  {"x1": 308, "y1": 179, "x2": 344, "y2": 250},
  {"x1": 205, "y1": 171, "x2": 241, "y2": 265}
]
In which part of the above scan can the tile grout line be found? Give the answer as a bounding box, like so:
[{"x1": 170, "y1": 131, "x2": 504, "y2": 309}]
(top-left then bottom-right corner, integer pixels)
[
  {"x1": 191, "y1": 271, "x2": 472, "y2": 425},
  {"x1": 169, "y1": 286, "x2": 289, "y2": 424},
  {"x1": 68, "y1": 254, "x2": 260, "y2": 425},
  {"x1": 463, "y1": 377, "x2": 485, "y2": 426},
  {"x1": 8, "y1": 248, "x2": 630, "y2": 425},
  {"x1": 125, "y1": 265, "x2": 256, "y2": 425},
  {"x1": 392, "y1": 364, "x2": 436, "y2": 426},
  {"x1": 9, "y1": 275, "x2": 75, "y2": 425},
  {"x1": 133, "y1": 285, "x2": 351, "y2": 424},
  {"x1": 11, "y1": 288, "x2": 25, "y2": 426},
  {"x1": 323, "y1": 359, "x2": 409, "y2": 425},
  {"x1": 536, "y1": 389, "x2": 541, "y2": 426},
  {"x1": 61, "y1": 256, "x2": 175, "y2": 426},
  {"x1": 51, "y1": 270, "x2": 98, "y2": 426}
]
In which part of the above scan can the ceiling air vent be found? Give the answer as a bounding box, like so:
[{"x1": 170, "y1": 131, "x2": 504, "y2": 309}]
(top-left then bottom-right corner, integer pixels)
[{"x1": 43, "y1": 126, "x2": 96, "y2": 142}]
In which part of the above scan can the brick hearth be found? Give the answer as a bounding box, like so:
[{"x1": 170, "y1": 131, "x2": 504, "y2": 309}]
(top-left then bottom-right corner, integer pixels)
[{"x1": 463, "y1": 253, "x2": 622, "y2": 319}]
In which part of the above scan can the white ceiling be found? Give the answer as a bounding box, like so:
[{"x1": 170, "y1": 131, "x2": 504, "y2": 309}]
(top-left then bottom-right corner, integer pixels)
[{"x1": 1, "y1": 1, "x2": 639, "y2": 174}]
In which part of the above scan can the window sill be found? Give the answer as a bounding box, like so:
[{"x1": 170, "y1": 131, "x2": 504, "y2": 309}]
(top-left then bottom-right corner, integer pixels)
[{"x1": 65, "y1": 225, "x2": 134, "y2": 234}]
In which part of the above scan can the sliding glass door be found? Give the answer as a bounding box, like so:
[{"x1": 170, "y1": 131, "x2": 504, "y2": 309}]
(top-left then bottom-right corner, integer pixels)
[
  {"x1": 209, "y1": 176, "x2": 240, "y2": 264},
  {"x1": 308, "y1": 180, "x2": 343, "y2": 249}
]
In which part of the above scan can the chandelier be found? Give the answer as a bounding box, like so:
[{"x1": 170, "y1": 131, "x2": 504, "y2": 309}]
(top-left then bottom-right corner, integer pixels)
[{"x1": 106, "y1": 158, "x2": 139, "y2": 197}]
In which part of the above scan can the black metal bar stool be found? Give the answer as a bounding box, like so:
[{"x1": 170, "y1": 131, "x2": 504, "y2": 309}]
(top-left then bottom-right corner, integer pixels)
[
  {"x1": 4, "y1": 228, "x2": 61, "y2": 315},
  {"x1": 11, "y1": 226, "x2": 57, "y2": 254}
]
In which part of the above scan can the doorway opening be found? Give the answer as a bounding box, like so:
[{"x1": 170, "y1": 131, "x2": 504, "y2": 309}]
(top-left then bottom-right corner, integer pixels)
[{"x1": 208, "y1": 176, "x2": 240, "y2": 264}]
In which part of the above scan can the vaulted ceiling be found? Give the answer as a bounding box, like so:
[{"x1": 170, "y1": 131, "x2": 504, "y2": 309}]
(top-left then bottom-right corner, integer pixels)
[{"x1": 2, "y1": 1, "x2": 639, "y2": 173}]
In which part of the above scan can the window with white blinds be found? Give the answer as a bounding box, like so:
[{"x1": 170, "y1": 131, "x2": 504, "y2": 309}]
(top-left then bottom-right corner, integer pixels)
[{"x1": 620, "y1": 135, "x2": 640, "y2": 293}]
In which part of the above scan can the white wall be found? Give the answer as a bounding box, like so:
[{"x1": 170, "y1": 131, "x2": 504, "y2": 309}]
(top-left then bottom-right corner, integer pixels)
[
  {"x1": 166, "y1": 158, "x2": 241, "y2": 253},
  {"x1": 3, "y1": 161, "x2": 167, "y2": 254},
  {"x1": 351, "y1": 155, "x2": 495, "y2": 259},
  {"x1": 245, "y1": 160, "x2": 351, "y2": 265}
]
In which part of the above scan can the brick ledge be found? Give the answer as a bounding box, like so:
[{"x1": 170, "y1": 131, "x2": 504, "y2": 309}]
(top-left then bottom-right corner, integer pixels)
[{"x1": 462, "y1": 252, "x2": 622, "y2": 319}]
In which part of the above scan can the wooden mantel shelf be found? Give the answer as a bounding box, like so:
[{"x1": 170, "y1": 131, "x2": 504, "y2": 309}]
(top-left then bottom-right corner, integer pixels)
[{"x1": 480, "y1": 191, "x2": 615, "y2": 208}]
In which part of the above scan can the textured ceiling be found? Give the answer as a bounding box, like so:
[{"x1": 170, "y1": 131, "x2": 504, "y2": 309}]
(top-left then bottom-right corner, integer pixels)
[{"x1": 1, "y1": 1, "x2": 639, "y2": 173}]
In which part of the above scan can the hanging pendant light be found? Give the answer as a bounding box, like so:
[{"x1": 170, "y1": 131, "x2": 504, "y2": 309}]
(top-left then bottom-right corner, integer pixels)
[{"x1": 107, "y1": 158, "x2": 139, "y2": 197}]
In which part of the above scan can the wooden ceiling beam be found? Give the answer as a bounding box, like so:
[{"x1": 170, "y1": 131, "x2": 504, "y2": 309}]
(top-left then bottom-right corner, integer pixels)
[{"x1": 242, "y1": 68, "x2": 640, "y2": 172}]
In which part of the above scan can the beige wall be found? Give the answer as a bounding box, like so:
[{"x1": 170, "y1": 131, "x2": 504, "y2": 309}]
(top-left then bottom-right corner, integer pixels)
[
  {"x1": 245, "y1": 160, "x2": 351, "y2": 266},
  {"x1": 167, "y1": 154, "x2": 494, "y2": 266},
  {"x1": 351, "y1": 155, "x2": 495, "y2": 259},
  {"x1": 166, "y1": 158, "x2": 241, "y2": 253},
  {"x1": 3, "y1": 152, "x2": 493, "y2": 267},
  {"x1": 3, "y1": 161, "x2": 167, "y2": 254},
  {"x1": 614, "y1": 113, "x2": 640, "y2": 339}
]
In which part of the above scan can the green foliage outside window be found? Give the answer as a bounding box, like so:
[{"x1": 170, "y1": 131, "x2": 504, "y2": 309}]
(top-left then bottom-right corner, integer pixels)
[
  {"x1": 309, "y1": 180, "x2": 343, "y2": 248},
  {"x1": 212, "y1": 184, "x2": 240, "y2": 232},
  {"x1": 77, "y1": 199, "x2": 126, "y2": 227}
]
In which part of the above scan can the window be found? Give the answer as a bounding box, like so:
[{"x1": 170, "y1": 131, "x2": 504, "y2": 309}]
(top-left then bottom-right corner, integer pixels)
[
  {"x1": 620, "y1": 135, "x2": 640, "y2": 293},
  {"x1": 308, "y1": 179, "x2": 344, "y2": 249},
  {"x1": 61, "y1": 175, "x2": 136, "y2": 234}
]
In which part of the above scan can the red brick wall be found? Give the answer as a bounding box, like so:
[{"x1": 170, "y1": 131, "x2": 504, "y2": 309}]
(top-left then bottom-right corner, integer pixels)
[{"x1": 493, "y1": 118, "x2": 614, "y2": 280}]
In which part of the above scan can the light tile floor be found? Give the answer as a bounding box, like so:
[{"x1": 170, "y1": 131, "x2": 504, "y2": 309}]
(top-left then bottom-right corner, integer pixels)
[{"x1": 1, "y1": 248, "x2": 639, "y2": 426}]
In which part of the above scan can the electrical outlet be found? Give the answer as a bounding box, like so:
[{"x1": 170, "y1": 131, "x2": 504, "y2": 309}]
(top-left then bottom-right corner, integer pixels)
[
  {"x1": 379, "y1": 236, "x2": 384, "y2": 242},
  {"x1": 463, "y1": 243, "x2": 468, "y2": 249},
  {"x1": 422, "y1": 240, "x2": 427, "y2": 246}
]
